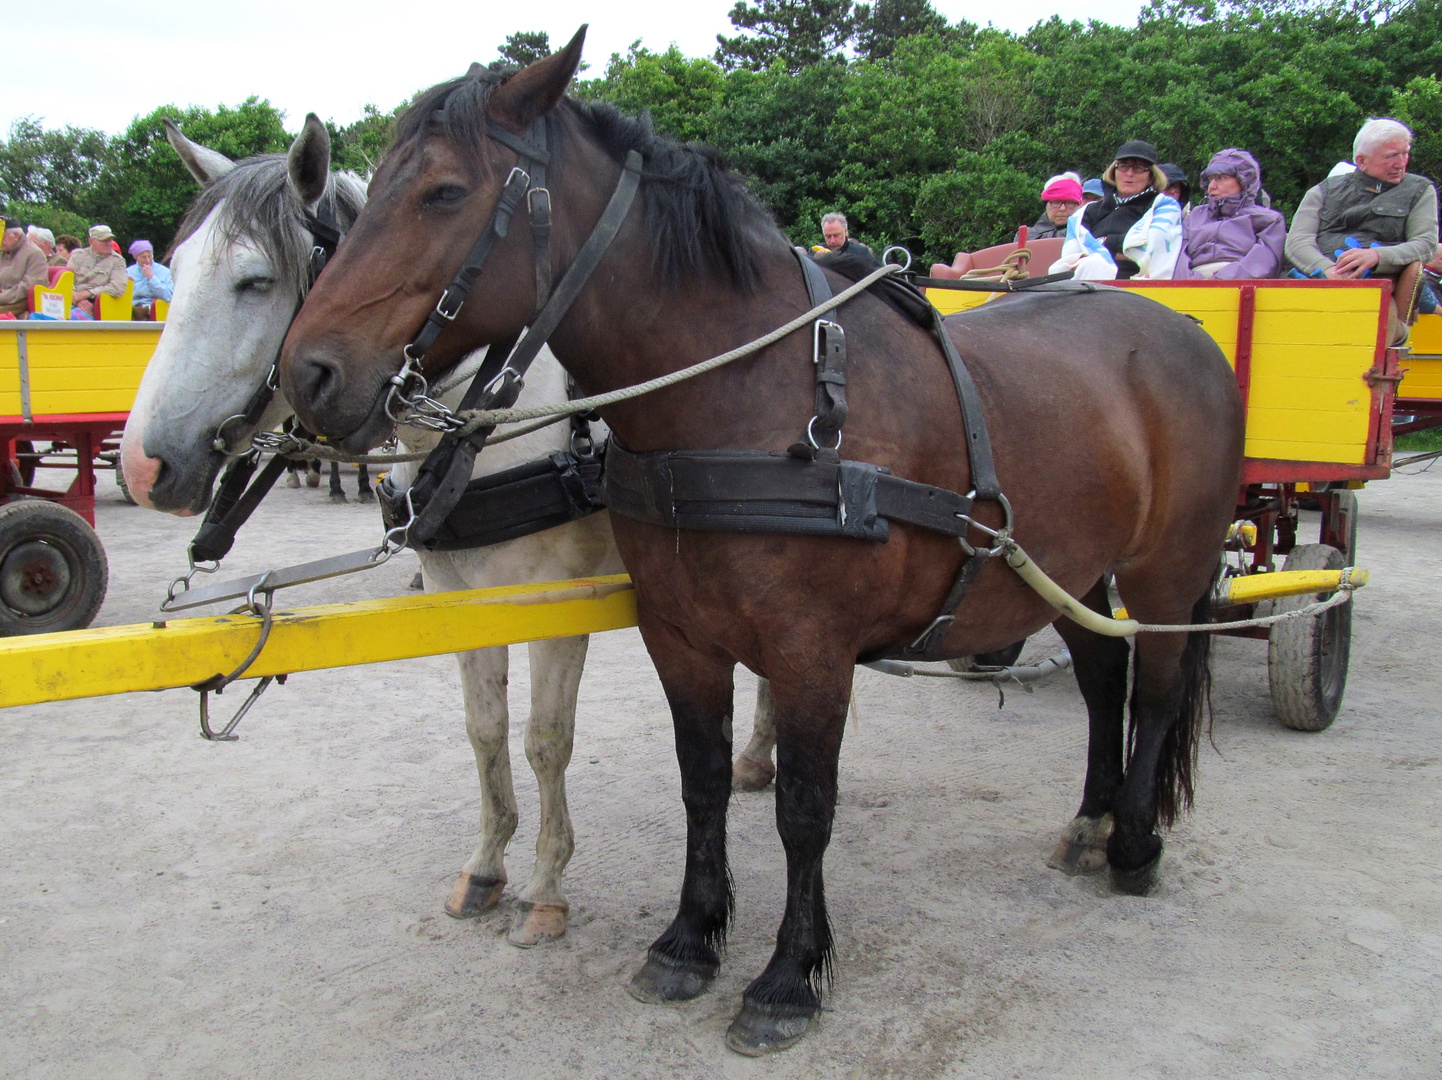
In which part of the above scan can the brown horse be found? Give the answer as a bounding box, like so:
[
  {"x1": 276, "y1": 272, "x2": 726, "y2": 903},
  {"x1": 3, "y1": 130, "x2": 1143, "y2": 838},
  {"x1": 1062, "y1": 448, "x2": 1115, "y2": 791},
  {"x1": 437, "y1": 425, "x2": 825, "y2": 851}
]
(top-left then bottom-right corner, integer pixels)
[{"x1": 280, "y1": 31, "x2": 1244, "y2": 1054}]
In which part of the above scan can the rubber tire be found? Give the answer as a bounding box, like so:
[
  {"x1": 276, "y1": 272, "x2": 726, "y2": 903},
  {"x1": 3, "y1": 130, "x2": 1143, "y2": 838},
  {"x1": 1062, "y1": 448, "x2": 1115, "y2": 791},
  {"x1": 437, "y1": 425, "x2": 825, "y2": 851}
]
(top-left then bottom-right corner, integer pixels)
[
  {"x1": 1268, "y1": 544, "x2": 1350, "y2": 732},
  {"x1": 0, "y1": 500, "x2": 109, "y2": 636},
  {"x1": 114, "y1": 465, "x2": 137, "y2": 506},
  {"x1": 1331, "y1": 489, "x2": 1358, "y2": 565}
]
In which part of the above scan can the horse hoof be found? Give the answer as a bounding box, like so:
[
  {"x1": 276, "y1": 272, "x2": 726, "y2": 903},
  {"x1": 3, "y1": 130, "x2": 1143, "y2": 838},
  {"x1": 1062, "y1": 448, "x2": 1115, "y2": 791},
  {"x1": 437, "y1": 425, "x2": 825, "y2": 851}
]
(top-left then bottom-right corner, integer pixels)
[
  {"x1": 725, "y1": 1001, "x2": 815, "y2": 1056},
  {"x1": 329, "y1": 492, "x2": 347, "y2": 504},
  {"x1": 305, "y1": 471, "x2": 320, "y2": 488},
  {"x1": 357, "y1": 490, "x2": 376, "y2": 504},
  {"x1": 627, "y1": 955, "x2": 717, "y2": 1004},
  {"x1": 1047, "y1": 813, "x2": 1113, "y2": 875},
  {"x1": 409, "y1": 571, "x2": 425, "y2": 591},
  {"x1": 444, "y1": 872, "x2": 505, "y2": 919},
  {"x1": 732, "y1": 753, "x2": 776, "y2": 792},
  {"x1": 285, "y1": 473, "x2": 301, "y2": 488},
  {"x1": 507, "y1": 901, "x2": 567, "y2": 947},
  {"x1": 1109, "y1": 855, "x2": 1161, "y2": 896}
]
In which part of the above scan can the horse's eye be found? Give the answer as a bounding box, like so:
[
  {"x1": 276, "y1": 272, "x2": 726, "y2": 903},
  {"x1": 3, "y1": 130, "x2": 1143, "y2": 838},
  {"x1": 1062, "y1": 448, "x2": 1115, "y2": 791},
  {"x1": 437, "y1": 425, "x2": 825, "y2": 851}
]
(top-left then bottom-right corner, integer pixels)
[
  {"x1": 236, "y1": 276, "x2": 275, "y2": 294},
  {"x1": 426, "y1": 184, "x2": 467, "y2": 207}
]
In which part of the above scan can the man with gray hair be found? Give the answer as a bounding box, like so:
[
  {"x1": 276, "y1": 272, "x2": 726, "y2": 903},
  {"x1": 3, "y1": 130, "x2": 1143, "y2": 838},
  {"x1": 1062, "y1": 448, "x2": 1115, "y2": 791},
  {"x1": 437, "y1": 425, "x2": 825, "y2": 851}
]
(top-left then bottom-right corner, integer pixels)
[
  {"x1": 1, "y1": 218, "x2": 50, "y2": 318},
  {"x1": 818, "y1": 211, "x2": 879, "y2": 267},
  {"x1": 1285, "y1": 117, "x2": 1437, "y2": 281},
  {"x1": 26, "y1": 225, "x2": 56, "y2": 263}
]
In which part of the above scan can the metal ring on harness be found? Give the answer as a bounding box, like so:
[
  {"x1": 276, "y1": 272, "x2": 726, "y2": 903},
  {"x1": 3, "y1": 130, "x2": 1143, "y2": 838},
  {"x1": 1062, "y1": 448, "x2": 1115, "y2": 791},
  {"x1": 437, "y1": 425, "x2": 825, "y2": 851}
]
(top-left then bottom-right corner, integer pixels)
[
  {"x1": 882, "y1": 246, "x2": 913, "y2": 271},
  {"x1": 956, "y1": 490, "x2": 1014, "y2": 557}
]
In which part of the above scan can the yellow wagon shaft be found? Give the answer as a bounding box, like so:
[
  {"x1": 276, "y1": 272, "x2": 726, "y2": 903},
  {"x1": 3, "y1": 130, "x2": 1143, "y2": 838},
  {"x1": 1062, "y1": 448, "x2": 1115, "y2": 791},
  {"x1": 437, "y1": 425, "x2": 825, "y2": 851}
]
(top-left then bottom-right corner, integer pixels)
[{"x1": 0, "y1": 575, "x2": 638, "y2": 709}]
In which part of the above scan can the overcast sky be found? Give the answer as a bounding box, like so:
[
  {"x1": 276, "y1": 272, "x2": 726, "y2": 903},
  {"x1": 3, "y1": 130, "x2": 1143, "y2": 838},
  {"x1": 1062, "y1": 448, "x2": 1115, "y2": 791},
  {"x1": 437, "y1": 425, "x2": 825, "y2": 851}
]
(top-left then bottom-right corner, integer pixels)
[{"x1": 3, "y1": 1, "x2": 1150, "y2": 136}]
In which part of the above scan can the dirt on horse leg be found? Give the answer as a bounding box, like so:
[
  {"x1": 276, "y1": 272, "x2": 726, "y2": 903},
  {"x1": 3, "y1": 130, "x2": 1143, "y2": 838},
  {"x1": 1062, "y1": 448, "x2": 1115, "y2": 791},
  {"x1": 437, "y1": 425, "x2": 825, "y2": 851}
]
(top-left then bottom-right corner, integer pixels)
[
  {"x1": 508, "y1": 633, "x2": 589, "y2": 947},
  {"x1": 627, "y1": 619, "x2": 736, "y2": 1006},
  {"x1": 445, "y1": 646, "x2": 518, "y2": 919},
  {"x1": 1049, "y1": 582, "x2": 1129, "y2": 875},
  {"x1": 732, "y1": 678, "x2": 776, "y2": 792},
  {"x1": 727, "y1": 668, "x2": 851, "y2": 1056}
]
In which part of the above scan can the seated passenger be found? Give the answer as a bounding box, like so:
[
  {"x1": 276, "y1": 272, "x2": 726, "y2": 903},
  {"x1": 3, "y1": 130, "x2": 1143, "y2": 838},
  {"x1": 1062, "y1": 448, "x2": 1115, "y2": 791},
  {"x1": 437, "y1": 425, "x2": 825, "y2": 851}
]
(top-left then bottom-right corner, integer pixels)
[
  {"x1": 1029, "y1": 173, "x2": 1084, "y2": 240},
  {"x1": 1050, "y1": 139, "x2": 1182, "y2": 280},
  {"x1": 1285, "y1": 118, "x2": 1437, "y2": 282},
  {"x1": 126, "y1": 239, "x2": 173, "y2": 318},
  {"x1": 0, "y1": 218, "x2": 51, "y2": 318},
  {"x1": 53, "y1": 235, "x2": 82, "y2": 265},
  {"x1": 67, "y1": 224, "x2": 128, "y2": 318},
  {"x1": 1081, "y1": 178, "x2": 1105, "y2": 204},
  {"x1": 1160, "y1": 163, "x2": 1191, "y2": 216},
  {"x1": 1173, "y1": 149, "x2": 1286, "y2": 280}
]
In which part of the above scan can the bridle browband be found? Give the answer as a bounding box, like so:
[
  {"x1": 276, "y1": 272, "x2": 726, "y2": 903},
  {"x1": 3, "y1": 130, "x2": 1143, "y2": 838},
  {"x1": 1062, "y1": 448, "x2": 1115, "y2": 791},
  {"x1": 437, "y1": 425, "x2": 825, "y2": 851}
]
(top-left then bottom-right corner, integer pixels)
[{"x1": 380, "y1": 77, "x2": 644, "y2": 550}]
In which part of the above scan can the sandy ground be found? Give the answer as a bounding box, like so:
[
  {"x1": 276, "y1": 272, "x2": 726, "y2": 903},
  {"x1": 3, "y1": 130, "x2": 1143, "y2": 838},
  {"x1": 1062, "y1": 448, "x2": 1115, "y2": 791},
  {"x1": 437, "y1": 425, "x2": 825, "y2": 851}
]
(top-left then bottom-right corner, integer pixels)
[{"x1": 1, "y1": 461, "x2": 1440, "y2": 1079}]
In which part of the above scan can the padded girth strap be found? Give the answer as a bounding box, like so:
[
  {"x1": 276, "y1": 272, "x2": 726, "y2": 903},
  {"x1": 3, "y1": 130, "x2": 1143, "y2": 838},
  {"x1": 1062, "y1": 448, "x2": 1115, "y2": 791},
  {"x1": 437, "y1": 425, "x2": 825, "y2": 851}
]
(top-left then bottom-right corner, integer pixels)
[{"x1": 603, "y1": 443, "x2": 974, "y2": 543}]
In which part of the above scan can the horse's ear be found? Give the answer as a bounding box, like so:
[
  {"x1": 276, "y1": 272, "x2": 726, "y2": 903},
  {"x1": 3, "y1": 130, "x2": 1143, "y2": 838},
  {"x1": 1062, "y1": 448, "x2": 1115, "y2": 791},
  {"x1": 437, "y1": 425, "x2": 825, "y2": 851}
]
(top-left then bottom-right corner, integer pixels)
[
  {"x1": 486, "y1": 25, "x2": 587, "y2": 131},
  {"x1": 287, "y1": 113, "x2": 331, "y2": 207},
  {"x1": 163, "y1": 118, "x2": 235, "y2": 186}
]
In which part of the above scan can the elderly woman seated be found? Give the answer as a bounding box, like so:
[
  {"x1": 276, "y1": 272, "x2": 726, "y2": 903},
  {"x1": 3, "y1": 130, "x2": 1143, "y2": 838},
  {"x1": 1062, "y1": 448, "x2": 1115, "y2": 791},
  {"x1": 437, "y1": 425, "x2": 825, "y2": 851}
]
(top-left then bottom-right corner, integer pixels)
[
  {"x1": 1028, "y1": 173, "x2": 1084, "y2": 240},
  {"x1": 1173, "y1": 149, "x2": 1286, "y2": 279},
  {"x1": 1050, "y1": 139, "x2": 1182, "y2": 280}
]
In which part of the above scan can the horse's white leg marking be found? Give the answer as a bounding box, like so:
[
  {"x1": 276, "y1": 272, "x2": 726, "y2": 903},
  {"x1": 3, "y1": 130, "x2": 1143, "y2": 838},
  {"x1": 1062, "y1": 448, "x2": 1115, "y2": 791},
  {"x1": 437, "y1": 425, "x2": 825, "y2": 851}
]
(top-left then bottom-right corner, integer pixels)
[
  {"x1": 509, "y1": 632, "x2": 589, "y2": 946},
  {"x1": 445, "y1": 644, "x2": 519, "y2": 919},
  {"x1": 733, "y1": 677, "x2": 777, "y2": 792}
]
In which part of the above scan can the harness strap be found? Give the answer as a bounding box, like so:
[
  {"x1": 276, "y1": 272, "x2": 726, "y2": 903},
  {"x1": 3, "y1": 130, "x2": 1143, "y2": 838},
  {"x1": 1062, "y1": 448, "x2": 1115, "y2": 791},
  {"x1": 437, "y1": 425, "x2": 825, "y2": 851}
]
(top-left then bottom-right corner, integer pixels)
[
  {"x1": 790, "y1": 248, "x2": 848, "y2": 455},
  {"x1": 401, "y1": 150, "x2": 644, "y2": 549}
]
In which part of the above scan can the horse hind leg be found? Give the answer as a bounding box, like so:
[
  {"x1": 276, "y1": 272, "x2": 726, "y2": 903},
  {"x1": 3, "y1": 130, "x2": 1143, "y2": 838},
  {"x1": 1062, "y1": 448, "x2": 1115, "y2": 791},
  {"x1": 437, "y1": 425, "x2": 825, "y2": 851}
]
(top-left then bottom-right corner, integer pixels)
[
  {"x1": 1049, "y1": 580, "x2": 1129, "y2": 876},
  {"x1": 732, "y1": 677, "x2": 777, "y2": 792},
  {"x1": 356, "y1": 463, "x2": 375, "y2": 504},
  {"x1": 328, "y1": 461, "x2": 346, "y2": 503},
  {"x1": 445, "y1": 645, "x2": 519, "y2": 919},
  {"x1": 508, "y1": 633, "x2": 589, "y2": 947},
  {"x1": 285, "y1": 461, "x2": 301, "y2": 488},
  {"x1": 305, "y1": 459, "x2": 321, "y2": 487},
  {"x1": 628, "y1": 619, "x2": 736, "y2": 1007},
  {"x1": 1107, "y1": 591, "x2": 1213, "y2": 896}
]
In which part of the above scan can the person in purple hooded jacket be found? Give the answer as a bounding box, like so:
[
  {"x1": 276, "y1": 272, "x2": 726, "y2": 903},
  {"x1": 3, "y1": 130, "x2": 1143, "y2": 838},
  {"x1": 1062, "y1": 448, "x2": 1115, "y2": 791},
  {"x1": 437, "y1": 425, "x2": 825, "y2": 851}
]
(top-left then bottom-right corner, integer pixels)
[{"x1": 1173, "y1": 148, "x2": 1286, "y2": 279}]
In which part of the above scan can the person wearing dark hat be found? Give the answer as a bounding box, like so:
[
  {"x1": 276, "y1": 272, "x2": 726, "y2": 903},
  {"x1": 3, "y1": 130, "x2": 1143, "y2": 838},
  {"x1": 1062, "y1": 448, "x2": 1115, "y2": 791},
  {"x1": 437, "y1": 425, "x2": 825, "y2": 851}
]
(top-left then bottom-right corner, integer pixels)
[
  {"x1": 1077, "y1": 139, "x2": 1175, "y2": 278},
  {"x1": 67, "y1": 224, "x2": 128, "y2": 317},
  {"x1": 1159, "y1": 163, "x2": 1191, "y2": 214},
  {"x1": 0, "y1": 218, "x2": 51, "y2": 318},
  {"x1": 1052, "y1": 140, "x2": 1183, "y2": 280}
]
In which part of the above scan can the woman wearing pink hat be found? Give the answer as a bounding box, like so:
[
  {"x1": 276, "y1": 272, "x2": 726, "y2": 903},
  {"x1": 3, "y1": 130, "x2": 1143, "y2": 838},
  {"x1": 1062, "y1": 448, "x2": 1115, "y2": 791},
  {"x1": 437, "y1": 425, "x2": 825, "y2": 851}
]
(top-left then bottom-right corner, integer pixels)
[{"x1": 1030, "y1": 172, "x2": 1085, "y2": 239}]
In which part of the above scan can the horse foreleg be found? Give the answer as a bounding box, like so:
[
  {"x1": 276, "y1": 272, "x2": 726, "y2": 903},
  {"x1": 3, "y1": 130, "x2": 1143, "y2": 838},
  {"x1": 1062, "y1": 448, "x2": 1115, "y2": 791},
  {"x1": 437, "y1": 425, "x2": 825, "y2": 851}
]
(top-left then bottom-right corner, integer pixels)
[
  {"x1": 285, "y1": 460, "x2": 301, "y2": 488},
  {"x1": 508, "y1": 633, "x2": 588, "y2": 947},
  {"x1": 1049, "y1": 580, "x2": 1129, "y2": 875},
  {"x1": 628, "y1": 617, "x2": 735, "y2": 1006},
  {"x1": 328, "y1": 461, "x2": 346, "y2": 503},
  {"x1": 728, "y1": 665, "x2": 851, "y2": 1056},
  {"x1": 732, "y1": 677, "x2": 777, "y2": 791},
  {"x1": 445, "y1": 645, "x2": 519, "y2": 919},
  {"x1": 305, "y1": 459, "x2": 321, "y2": 487}
]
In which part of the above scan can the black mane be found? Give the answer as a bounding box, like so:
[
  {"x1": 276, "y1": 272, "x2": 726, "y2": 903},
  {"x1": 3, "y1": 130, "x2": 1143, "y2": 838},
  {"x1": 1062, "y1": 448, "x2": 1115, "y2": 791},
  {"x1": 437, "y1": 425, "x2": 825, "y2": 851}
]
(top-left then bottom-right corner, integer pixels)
[{"x1": 390, "y1": 71, "x2": 772, "y2": 292}]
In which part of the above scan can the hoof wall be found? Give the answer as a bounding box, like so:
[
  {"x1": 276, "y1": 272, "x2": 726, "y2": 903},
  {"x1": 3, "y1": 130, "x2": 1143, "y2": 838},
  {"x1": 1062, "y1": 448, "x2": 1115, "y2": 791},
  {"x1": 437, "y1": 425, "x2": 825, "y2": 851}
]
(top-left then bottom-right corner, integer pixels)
[
  {"x1": 444, "y1": 872, "x2": 504, "y2": 919},
  {"x1": 508, "y1": 900, "x2": 567, "y2": 947},
  {"x1": 732, "y1": 753, "x2": 776, "y2": 793},
  {"x1": 1047, "y1": 814, "x2": 1113, "y2": 875},
  {"x1": 285, "y1": 474, "x2": 301, "y2": 488},
  {"x1": 357, "y1": 490, "x2": 376, "y2": 504},
  {"x1": 725, "y1": 1002, "x2": 814, "y2": 1056},
  {"x1": 1110, "y1": 855, "x2": 1161, "y2": 896},
  {"x1": 329, "y1": 492, "x2": 347, "y2": 504},
  {"x1": 305, "y1": 473, "x2": 320, "y2": 488},
  {"x1": 627, "y1": 955, "x2": 716, "y2": 1004}
]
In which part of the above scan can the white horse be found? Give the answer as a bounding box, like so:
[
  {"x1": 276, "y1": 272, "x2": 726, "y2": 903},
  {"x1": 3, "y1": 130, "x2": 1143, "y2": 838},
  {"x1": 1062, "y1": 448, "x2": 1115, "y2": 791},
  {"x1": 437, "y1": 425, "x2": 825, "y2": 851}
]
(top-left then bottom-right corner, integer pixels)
[{"x1": 121, "y1": 116, "x2": 777, "y2": 946}]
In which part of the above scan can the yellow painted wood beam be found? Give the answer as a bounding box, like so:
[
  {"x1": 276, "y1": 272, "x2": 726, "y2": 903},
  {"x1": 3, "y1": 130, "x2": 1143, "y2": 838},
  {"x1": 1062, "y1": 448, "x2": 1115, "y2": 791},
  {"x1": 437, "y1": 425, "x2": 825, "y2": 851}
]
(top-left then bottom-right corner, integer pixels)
[
  {"x1": 1216, "y1": 568, "x2": 1368, "y2": 606},
  {"x1": 0, "y1": 574, "x2": 638, "y2": 709}
]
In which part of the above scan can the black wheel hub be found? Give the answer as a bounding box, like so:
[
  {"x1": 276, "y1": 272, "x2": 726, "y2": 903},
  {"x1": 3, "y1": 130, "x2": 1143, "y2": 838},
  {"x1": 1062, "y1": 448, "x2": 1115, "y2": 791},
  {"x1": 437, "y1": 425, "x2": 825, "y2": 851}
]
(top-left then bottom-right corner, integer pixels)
[{"x1": 0, "y1": 540, "x2": 72, "y2": 616}]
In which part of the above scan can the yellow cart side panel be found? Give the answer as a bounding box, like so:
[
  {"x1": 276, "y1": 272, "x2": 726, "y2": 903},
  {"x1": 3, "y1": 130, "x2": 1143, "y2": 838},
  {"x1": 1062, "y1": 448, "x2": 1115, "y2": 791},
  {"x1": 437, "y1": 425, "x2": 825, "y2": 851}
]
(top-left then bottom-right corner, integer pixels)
[
  {"x1": 0, "y1": 324, "x2": 159, "y2": 418},
  {"x1": 1399, "y1": 355, "x2": 1442, "y2": 400},
  {"x1": 925, "y1": 289, "x2": 993, "y2": 317},
  {"x1": 1409, "y1": 311, "x2": 1442, "y2": 358}
]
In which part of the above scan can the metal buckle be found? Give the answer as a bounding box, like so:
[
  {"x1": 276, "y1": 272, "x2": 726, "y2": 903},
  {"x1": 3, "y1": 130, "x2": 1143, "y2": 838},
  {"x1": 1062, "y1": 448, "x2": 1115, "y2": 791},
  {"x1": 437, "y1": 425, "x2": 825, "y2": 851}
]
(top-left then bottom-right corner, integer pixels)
[
  {"x1": 434, "y1": 289, "x2": 463, "y2": 322},
  {"x1": 813, "y1": 319, "x2": 842, "y2": 365},
  {"x1": 956, "y1": 491, "x2": 1015, "y2": 557},
  {"x1": 527, "y1": 187, "x2": 552, "y2": 218}
]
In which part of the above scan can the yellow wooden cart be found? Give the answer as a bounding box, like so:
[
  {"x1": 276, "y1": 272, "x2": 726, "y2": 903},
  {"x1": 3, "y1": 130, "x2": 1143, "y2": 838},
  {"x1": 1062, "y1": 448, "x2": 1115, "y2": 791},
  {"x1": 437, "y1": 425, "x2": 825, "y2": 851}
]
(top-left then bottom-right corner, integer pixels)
[
  {"x1": 0, "y1": 321, "x2": 161, "y2": 633},
  {"x1": 925, "y1": 277, "x2": 1402, "y2": 731}
]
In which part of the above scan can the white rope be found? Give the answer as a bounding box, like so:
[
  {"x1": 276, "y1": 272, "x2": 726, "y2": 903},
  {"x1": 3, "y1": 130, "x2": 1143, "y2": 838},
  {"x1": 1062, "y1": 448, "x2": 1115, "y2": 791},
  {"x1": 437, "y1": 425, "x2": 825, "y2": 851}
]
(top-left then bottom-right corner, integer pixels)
[
  {"x1": 438, "y1": 263, "x2": 901, "y2": 434},
  {"x1": 1133, "y1": 585, "x2": 1356, "y2": 634}
]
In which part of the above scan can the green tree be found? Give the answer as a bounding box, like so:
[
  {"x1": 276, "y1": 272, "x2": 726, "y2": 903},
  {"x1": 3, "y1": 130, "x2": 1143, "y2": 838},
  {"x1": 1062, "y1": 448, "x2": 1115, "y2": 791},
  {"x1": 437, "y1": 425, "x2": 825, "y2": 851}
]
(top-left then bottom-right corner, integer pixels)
[
  {"x1": 0, "y1": 118, "x2": 113, "y2": 210},
  {"x1": 715, "y1": 0, "x2": 855, "y2": 72},
  {"x1": 327, "y1": 104, "x2": 399, "y2": 175},
  {"x1": 581, "y1": 44, "x2": 727, "y2": 143},
  {"x1": 1389, "y1": 75, "x2": 1442, "y2": 182},
  {"x1": 496, "y1": 31, "x2": 551, "y2": 68},
  {"x1": 852, "y1": 0, "x2": 952, "y2": 60},
  {"x1": 105, "y1": 97, "x2": 290, "y2": 251}
]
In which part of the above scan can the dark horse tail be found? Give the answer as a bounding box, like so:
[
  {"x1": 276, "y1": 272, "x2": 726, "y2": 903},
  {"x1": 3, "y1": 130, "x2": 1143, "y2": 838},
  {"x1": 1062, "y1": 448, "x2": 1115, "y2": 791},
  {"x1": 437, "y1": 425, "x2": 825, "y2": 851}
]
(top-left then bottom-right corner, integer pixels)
[{"x1": 1133, "y1": 590, "x2": 1214, "y2": 828}]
